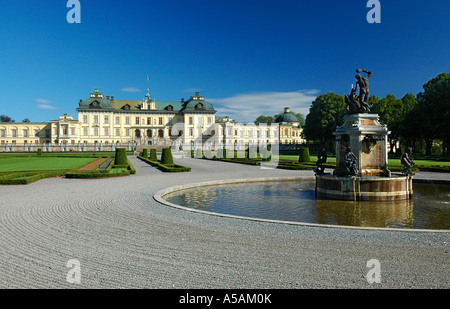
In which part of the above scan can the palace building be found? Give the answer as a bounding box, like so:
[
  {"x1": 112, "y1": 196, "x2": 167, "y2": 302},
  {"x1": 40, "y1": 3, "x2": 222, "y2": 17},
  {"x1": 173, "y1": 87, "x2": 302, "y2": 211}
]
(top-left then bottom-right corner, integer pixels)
[{"x1": 0, "y1": 88, "x2": 304, "y2": 152}]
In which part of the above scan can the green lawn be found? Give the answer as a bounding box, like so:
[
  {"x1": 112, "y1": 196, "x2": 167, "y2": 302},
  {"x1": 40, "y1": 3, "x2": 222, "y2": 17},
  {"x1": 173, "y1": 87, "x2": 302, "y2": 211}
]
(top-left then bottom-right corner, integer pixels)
[
  {"x1": 0, "y1": 157, "x2": 95, "y2": 172},
  {"x1": 279, "y1": 155, "x2": 450, "y2": 167}
]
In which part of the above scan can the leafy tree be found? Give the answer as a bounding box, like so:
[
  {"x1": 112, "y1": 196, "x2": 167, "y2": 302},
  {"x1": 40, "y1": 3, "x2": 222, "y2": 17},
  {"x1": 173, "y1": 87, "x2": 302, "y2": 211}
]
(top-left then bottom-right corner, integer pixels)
[
  {"x1": 416, "y1": 72, "x2": 450, "y2": 155},
  {"x1": 303, "y1": 93, "x2": 346, "y2": 151},
  {"x1": 254, "y1": 115, "x2": 275, "y2": 124},
  {"x1": 398, "y1": 93, "x2": 419, "y2": 151},
  {"x1": 371, "y1": 94, "x2": 405, "y2": 154},
  {"x1": 0, "y1": 115, "x2": 13, "y2": 122}
]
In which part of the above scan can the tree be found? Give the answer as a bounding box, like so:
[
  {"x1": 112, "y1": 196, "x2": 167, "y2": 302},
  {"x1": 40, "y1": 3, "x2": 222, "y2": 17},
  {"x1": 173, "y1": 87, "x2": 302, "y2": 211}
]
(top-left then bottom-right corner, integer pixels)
[
  {"x1": 0, "y1": 115, "x2": 13, "y2": 122},
  {"x1": 254, "y1": 115, "x2": 275, "y2": 124},
  {"x1": 371, "y1": 94, "x2": 405, "y2": 154},
  {"x1": 398, "y1": 93, "x2": 419, "y2": 151},
  {"x1": 303, "y1": 93, "x2": 346, "y2": 151},
  {"x1": 416, "y1": 72, "x2": 450, "y2": 155}
]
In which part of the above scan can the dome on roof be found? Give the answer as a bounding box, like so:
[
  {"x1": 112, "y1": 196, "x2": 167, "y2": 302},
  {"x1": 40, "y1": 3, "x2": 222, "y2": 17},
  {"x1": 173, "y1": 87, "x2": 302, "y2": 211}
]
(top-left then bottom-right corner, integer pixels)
[{"x1": 275, "y1": 107, "x2": 299, "y2": 123}]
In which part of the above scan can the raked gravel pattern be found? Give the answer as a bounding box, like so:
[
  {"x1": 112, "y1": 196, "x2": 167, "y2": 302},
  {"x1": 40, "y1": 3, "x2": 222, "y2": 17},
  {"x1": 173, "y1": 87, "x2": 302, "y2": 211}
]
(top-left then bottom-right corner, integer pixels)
[{"x1": 0, "y1": 156, "x2": 449, "y2": 289}]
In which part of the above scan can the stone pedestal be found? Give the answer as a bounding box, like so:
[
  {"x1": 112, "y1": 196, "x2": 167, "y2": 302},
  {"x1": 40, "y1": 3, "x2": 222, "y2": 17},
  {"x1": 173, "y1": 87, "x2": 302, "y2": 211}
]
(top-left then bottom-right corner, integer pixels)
[
  {"x1": 315, "y1": 113, "x2": 413, "y2": 201},
  {"x1": 333, "y1": 113, "x2": 390, "y2": 177}
]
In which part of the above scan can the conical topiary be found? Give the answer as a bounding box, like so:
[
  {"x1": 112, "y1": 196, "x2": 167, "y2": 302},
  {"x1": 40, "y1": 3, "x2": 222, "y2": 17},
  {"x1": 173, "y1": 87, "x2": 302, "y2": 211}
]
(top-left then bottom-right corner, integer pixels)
[
  {"x1": 115, "y1": 148, "x2": 128, "y2": 165},
  {"x1": 149, "y1": 148, "x2": 157, "y2": 161},
  {"x1": 142, "y1": 148, "x2": 148, "y2": 158},
  {"x1": 298, "y1": 147, "x2": 310, "y2": 163},
  {"x1": 161, "y1": 148, "x2": 174, "y2": 165}
]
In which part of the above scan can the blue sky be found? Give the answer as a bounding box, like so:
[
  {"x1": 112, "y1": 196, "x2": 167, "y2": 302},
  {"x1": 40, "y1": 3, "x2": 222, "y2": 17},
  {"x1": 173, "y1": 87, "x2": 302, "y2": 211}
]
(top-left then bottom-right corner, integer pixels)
[{"x1": 0, "y1": 0, "x2": 448, "y2": 123}]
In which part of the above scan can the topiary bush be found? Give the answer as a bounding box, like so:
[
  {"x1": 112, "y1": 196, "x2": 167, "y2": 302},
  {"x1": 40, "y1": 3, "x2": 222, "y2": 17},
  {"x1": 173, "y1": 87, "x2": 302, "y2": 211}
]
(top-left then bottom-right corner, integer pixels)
[
  {"x1": 298, "y1": 147, "x2": 311, "y2": 163},
  {"x1": 149, "y1": 148, "x2": 157, "y2": 161},
  {"x1": 115, "y1": 148, "x2": 128, "y2": 166},
  {"x1": 37, "y1": 149, "x2": 42, "y2": 156},
  {"x1": 142, "y1": 149, "x2": 148, "y2": 158},
  {"x1": 161, "y1": 148, "x2": 174, "y2": 165}
]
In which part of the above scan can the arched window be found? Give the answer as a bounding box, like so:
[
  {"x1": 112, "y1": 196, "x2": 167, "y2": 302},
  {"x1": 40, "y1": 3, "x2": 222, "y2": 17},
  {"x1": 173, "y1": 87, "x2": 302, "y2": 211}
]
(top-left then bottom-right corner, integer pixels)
[
  {"x1": 135, "y1": 129, "x2": 141, "y2": 138},
  {"x1": 158, "y1": 129, "x2": 164, "y2": 138},
  {"x1": 146, "y1": 129, "x2": 152, "y2": 138}
]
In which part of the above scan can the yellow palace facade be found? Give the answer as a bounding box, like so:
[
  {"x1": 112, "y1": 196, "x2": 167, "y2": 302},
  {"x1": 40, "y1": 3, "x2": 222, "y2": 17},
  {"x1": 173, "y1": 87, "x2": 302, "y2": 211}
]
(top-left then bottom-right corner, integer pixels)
[{"x1": 0, "y1": 88, "x2": 304, "y2": 152}]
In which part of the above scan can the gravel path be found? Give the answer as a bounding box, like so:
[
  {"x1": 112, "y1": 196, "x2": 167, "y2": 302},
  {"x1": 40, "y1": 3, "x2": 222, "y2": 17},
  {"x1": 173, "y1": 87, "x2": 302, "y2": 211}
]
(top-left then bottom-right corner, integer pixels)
[{"x1": 0, "y1": 156, "x2": 448, "y2": 289}]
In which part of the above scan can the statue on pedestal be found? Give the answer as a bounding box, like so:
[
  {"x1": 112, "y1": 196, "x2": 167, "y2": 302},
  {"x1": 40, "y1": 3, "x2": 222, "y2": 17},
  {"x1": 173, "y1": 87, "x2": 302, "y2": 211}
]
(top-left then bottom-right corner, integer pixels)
[
  {"x1": 345, "y1": 68, "x2": 373, "y2": 114},
  {"x1": 401, "y1": 147, "x2": 415, "y2": 176},
  {"x1": 344, "y1": 147, "x2": 358, "y2": 176}
]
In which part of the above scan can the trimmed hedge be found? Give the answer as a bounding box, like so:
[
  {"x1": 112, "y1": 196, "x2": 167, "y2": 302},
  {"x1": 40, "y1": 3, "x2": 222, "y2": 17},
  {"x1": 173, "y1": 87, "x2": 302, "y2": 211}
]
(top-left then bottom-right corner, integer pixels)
[
  {"x1": 142, "y1": 149, "x2": 148, "y2": 158},
  {"x1": 138, "y1": 156, "x2": 191, "y2": 172},
  {"x1": 149, "y1": 149, "x2": 157, "y2": 161},
  {"x1": 114, "y1": 148, "x2": 128, "y2": 166},
  {"x1": 161, "y1": 148, "x2": 174, "y2": 165},
  {"x1": 0, "y1": 170, "x2": 67, "y2": 185},
  {"x1": 298, "y1": 147, "x2": 311, "y2": 163}
]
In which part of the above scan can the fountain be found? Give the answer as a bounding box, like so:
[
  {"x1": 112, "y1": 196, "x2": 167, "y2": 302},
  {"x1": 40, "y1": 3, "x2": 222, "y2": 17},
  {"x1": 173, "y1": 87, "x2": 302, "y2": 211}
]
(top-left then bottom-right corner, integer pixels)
[{"x1": 315, "y1": 69, "x2": 414, "y2": 201}]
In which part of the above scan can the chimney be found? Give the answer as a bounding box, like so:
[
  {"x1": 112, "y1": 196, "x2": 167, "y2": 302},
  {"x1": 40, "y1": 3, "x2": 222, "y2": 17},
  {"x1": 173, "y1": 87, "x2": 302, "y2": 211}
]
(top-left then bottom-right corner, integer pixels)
[
  {"x1": 195, "y1": 91, "x2": 200, "y2": 96},
  {"x1": 284, "y1": 107, "x2": 291, "y2": 113},
  {"x1": 181, "y1": 98, "x2": 184, "y2": 103},
  {"x1": 106, "y1": 96, "x2": 110, "y2": 100},
  {"x1": 111, "y1": 96, "x2": 114, "y2": 101}
]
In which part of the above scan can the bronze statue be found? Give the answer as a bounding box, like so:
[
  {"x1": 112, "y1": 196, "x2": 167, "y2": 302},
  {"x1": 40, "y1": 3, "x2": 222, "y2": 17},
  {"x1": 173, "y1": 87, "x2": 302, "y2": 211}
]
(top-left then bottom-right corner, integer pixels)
[
  {"x1": 344, "y1": 147, "x2": 358, "y2": 176},
  {"x1": 345, "y1": 68, "x2": 373, "y2": 114},
  {"x1": 401, "y1": 147, "x2": 415, "y2": 176}
]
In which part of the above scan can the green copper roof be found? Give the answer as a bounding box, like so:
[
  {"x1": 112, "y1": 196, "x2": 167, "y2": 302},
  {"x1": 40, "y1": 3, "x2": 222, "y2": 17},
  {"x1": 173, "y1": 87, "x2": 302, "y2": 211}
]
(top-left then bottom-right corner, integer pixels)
[
  {"x1": 275, "y1": 112, "x2": 299, "y2": 123},
  {"x1": 77, "y1": 89, "x2": 216, "y2": 113}
]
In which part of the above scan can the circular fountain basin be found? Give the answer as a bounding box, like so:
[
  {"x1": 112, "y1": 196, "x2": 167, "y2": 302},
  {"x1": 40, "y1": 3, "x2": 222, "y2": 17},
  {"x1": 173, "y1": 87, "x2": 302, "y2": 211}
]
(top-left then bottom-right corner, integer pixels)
[
  {"x1": 158, "y1": 178, "x2": 450, "y2": 230},
  {"x1": 315, "y1": 174, "x2": 413, "y2": 201}
]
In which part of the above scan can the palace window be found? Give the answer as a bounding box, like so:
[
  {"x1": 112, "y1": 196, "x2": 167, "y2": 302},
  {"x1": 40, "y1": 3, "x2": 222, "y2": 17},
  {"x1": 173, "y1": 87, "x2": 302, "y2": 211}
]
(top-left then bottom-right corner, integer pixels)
[
  {"x1": 126, "y1": 129, "x2": 130, "y2": 136},
  {"x1": 125, "y1": 117, "x2": 130, "y2": 125},
  {"x1": 104, "y1": 128, "x2": 109, "y2": 136},
  {"x1": 115, "y1": 116, "x2": 120, "y2": 124},
  {"x1": 23, "y1": 129, "x2": 29, "y2": 137},
  {"x1": 83, "y1": 115, "x2": 88, "y2": 123},
  {"x1": 115, "y1": 128, "x2": 120, "y2": 136},
  {"x1": 189, "y1": 117, "x2": 193, "y2": 125},
  {"x1": 94, "y1": 116, "x2": 99, "y2": 124},
  {"x1": 147, "y1": 117, "x2": 151, "y2": 125},
  {"x1": 135, "y1": 117, "x2": 140, "y2": 125},
  {"x1": 0, "y1": 130, "x2": 5, "y2": 137},
  {"x1": 195, "y1": 103, "x2": 204, "y2": 110},
  {"x1": 104, "y1": 116, "x2": 109, "y2": 124},
  {"x1": 94, "y1": 128, "x2": 99, "y2": 136},
  {"x1": 159, "y1": 117, "x2": 163, "y2": 125},
  {"x1": 83, "y1": 128, "x2": 88, "y2": 136},
  {"x1": 208, "y1": 117, "x2": 212, "y2": 124},
  {"x1": 12, "y1": 129, "x2": 17, "y2": 137}
]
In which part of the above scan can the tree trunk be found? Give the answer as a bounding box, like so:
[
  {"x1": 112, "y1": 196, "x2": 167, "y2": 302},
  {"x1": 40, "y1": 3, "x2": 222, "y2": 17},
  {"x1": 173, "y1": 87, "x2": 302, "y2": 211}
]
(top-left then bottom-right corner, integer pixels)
[{"x1": 424, "y1": 138, "x2": 433, "y2": 156}]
